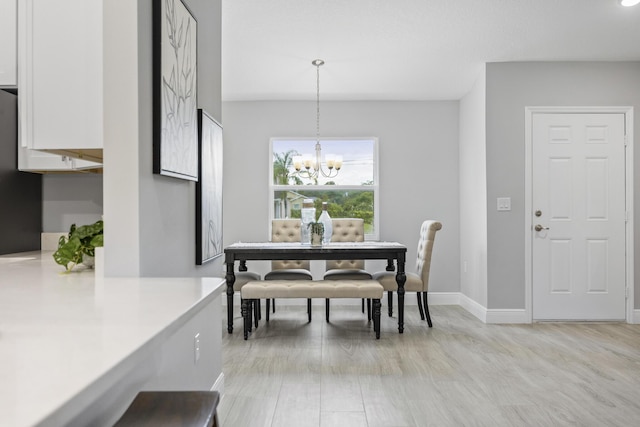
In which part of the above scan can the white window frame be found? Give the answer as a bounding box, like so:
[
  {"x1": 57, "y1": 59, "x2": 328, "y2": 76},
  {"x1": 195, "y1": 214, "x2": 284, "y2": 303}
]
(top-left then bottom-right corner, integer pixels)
[{"x1": 269, "y1": 137, "x2": 380, "y2": 241}]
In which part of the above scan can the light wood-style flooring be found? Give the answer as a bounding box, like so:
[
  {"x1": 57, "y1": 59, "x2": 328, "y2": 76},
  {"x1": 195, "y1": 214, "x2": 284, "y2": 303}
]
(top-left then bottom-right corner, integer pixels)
[{"x1": 218, "y1": 303, "x2": 640, "y2": 426}]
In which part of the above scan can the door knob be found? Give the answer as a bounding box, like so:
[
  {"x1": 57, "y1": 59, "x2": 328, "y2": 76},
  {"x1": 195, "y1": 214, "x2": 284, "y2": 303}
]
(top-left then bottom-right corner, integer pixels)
[{"x1": 534, "y1": 224, "x2": 549, "y2": 232}]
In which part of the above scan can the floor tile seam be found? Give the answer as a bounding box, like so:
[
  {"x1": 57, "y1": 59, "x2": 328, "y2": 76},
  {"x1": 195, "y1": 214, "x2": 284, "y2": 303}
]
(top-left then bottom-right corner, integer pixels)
[{"x1": 268, "y1": 378, "x2": 295, "y2": 427}]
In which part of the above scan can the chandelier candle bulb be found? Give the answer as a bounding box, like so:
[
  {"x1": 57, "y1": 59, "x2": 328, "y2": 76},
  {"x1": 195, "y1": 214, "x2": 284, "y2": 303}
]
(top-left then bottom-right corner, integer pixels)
[
  {"x1": 326, "y1": 155, "x2": 335, "y2": 169},
  {"x1": 303, "y1": 156, "x2": 313, "y2": 169},
  {"x1": 335, "y1": 156, "x2": 343, "y2": 170}
]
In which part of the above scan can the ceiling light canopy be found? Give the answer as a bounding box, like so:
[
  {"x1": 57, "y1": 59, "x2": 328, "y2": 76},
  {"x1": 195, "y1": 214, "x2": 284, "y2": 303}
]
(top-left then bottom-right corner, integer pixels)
[{"x1": 621, "y1": 0, "x2": 640, "y2": 7}]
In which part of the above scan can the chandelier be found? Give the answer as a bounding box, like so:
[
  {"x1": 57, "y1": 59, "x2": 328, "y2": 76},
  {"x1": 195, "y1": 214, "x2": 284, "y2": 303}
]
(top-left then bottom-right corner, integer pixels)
[{"x1": 292, "y1": 59, "x2": 342, "y2": 181}]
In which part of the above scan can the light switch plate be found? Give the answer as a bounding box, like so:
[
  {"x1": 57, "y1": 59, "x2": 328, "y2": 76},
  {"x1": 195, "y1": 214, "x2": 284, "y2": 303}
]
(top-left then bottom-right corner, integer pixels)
[{"x1": 497, "y1": 197, "x2": 511, "y2": 211}]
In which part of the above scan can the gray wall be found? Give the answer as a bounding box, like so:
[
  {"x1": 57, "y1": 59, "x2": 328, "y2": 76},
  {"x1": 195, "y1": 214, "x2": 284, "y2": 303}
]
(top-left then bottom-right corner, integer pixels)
[
  {"x1": 485, "y1": 61, "x2": 640, "y2": 309},
  {"x1": 42, "y1": 174, "x2": 102, "y2": 232},
  {"x1": 222, "y1": 100, "x2": 461, "y2": 291},
  {"x1": 137, "y1": 0, "x2": 223, "y2": 277}
]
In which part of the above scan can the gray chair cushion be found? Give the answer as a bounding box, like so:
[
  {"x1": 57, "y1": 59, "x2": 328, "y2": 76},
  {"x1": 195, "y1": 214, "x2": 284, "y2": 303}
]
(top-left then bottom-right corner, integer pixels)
[
  {"x1": 324, "y1": 268, "x2": 372, "y2": 280},
  {"x1": 264, "y1": 268, "x2": 313, "y2": 281}
]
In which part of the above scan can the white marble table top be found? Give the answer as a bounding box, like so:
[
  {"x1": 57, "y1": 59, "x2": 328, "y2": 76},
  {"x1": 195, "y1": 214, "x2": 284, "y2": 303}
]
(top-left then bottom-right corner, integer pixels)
[{"x1": 0, "y1": 251, "x2": 225, "y2": 427}]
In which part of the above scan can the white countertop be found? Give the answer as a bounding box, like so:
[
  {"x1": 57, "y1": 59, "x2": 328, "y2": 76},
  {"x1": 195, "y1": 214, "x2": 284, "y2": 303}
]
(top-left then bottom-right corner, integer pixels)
[{"x1": 0, "y1": 251, "x2": 225, "y2": 427}]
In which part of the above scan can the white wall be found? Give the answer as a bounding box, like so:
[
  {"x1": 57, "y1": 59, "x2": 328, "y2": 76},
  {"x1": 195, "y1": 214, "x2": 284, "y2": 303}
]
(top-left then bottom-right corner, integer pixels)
[
  {"x1": 459, "y1": 66, "x2": 488, "y2": 307},
  {"x1": 222, "y1": 100, "x2": 461, "y2": 292},
  {"x1": 485, "y1": 61, "x2": 640, "y2": 310}
]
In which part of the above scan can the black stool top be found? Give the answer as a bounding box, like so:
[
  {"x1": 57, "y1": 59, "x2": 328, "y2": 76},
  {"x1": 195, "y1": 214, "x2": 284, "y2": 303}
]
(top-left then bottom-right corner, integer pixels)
[{"x1": 113, "y1": 391, "x2": 220, "y2": 427}]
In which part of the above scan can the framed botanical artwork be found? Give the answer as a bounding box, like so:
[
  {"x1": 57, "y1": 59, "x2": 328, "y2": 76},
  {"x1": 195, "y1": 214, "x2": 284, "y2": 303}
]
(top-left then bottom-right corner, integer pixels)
[
  {"x1": 196, "y1": 109, "x2": 223, "y2": 264},
  {"x1": 152, "y1": 0, "x2": 198, "y2": 181}
]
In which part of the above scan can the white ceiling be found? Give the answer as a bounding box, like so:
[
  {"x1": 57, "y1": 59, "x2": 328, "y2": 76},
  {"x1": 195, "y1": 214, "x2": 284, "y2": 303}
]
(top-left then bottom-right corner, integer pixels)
[{"x1": 221, "y1": 0, "x2": 640, "y2": 102}]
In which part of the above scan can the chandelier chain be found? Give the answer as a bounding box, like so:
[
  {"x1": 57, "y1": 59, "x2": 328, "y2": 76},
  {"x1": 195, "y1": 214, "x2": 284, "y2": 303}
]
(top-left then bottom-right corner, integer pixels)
[{"x1": 316, "y1": 61, "x2": 320, "y2": 143}]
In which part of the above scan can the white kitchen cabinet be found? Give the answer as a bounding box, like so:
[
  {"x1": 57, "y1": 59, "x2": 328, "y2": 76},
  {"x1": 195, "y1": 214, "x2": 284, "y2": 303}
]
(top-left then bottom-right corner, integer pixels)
[
  {"x1": 18, "y1": 0, "x2": 103, "y2": 171},
  {"x1": 0, "y1": 0, "x2": 17, "y2": 87}
]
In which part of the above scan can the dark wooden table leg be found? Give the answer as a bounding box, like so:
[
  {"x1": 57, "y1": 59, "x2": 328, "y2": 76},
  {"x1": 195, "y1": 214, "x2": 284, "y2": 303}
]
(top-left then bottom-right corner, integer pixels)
[
  {"x1": 373, "y1": 298, "x2": 381, "y2": 339},
  {"x1": 242, "y1": 299, "x2": 249, "y2": 340},
  {"x1": 396, "y1": 255, "x2": 406, "y2": 333},
  {"x1": 225, "y1": 262, "x2": 236, "y2": 333}
]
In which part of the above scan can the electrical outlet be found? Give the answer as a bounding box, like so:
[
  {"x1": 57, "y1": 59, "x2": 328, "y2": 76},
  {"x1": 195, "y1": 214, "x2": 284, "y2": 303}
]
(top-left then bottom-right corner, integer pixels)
[
  {"x1": 194, "y1": 333, "x2": 200, "y2": 364},
  {"x1": 497, "y1": 197, "x2": 511, "y2": 211}
]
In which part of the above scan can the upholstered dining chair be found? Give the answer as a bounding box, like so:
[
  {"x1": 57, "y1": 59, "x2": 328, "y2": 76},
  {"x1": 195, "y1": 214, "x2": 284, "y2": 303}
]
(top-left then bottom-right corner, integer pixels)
[
  {"x1": 264, "y1": 219, "x2": 313, "y2": 313},
  {"x1": 323, "y1": 218, "x2": 373, "y2": 319},
  {"x1": 372, "y1": 220, "x2": 442, "y2": 327}
]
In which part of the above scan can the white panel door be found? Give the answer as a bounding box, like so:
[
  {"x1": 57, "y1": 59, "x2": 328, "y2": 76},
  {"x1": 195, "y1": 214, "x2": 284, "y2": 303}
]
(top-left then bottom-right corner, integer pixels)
[{"x1": 532, "y1": 113, "x2": 626, "y2": 320}]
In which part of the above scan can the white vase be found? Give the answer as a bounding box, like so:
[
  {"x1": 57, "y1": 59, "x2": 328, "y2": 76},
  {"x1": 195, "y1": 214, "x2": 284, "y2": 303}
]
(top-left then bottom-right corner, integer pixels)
[{"x1": 82, "y1": 253, "x2": 95, "y2": 268}]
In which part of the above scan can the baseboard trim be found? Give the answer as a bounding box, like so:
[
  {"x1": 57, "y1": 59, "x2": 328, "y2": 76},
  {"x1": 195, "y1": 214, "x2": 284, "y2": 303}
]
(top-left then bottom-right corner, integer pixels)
[
  {"x1": 211, "y1": 372, "x2": 224, "y2": 396},
  {"x1": 427, "y1": 292, "x2": 460, "y2": 306},
  {"x1": 222, "y1": 291, "x2": 634, "y2": 324},
  {"x1": 486, "y1": 308, "x2": 529, "y2": 324},
  {"x1": 458, "y1": 293, "x2": 487, "y2": 323}
]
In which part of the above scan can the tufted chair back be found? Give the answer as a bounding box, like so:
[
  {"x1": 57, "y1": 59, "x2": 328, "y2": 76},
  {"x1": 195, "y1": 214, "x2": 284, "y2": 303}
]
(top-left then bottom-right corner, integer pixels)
[
  {"x1": 271, "y1": 219, "x2": 310, "y2": 270},
  {"x1": 415, "y1": 220, "x2": 443, "y2": 291},
  {"x1": 326, "y1": 218, "x2": 366, "y2": 271}
]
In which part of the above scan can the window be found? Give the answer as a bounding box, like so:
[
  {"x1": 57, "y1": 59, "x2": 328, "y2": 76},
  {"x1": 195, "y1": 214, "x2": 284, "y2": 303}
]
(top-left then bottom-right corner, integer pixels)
[{"x1": 270, "y1": 138, "x2": 379, "y2": 240}]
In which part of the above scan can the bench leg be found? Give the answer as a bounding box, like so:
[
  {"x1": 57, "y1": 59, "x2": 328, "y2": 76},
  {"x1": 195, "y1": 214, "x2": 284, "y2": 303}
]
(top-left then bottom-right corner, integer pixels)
[
  {"x1": 387, "y1": 291, "x2": 393, "y2": 317},
  {"x1": 242, "y1": 299, "x2": 250, "y2": 340},
  {"x1": 307, "y1": 298, "x2": 312, "y2": 322},
  {"x1": 367, "y1": 298, "x2": 372, "y2": 321},
  {"x1": 266, "y1": 299, "x2": 270, "y2": 322},
  {"x1": 373, "y1": 298, "x2": 381, "y2": 339},
  {"x1": 325, "y1": 298, "x2": 330, "y2": 322}
]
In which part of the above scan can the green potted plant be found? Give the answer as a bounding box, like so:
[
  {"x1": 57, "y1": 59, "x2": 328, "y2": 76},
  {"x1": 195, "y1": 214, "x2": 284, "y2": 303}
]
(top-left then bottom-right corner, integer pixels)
[
  {"x1": 308, "y1": 222, "x2": 324, "y2": 246},
  {"x1": 53, "y1": 220, "x2": 104, "y2": 272}
]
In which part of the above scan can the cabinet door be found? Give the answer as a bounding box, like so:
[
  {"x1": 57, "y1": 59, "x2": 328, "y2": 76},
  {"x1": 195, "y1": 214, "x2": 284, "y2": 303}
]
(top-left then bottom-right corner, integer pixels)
[
  {"x1": 0, "y1": 0, "x2": 17, "y2": 87},
  {"x1": 19, "y1": 0, "x2": 103, "y2": 152}
]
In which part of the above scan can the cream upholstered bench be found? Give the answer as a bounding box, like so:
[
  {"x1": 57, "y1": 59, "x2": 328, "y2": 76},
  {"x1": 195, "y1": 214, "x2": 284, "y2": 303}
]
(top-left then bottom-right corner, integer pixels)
[{"x1": 241, "y1": 280, "x2": 383, "y2": 339}]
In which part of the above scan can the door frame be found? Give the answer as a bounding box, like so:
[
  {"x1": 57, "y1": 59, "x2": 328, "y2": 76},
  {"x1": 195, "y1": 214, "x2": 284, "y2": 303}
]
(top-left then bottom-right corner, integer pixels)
[{"x1": 524, "y1": 106, "x2": 634, "y2": 323}]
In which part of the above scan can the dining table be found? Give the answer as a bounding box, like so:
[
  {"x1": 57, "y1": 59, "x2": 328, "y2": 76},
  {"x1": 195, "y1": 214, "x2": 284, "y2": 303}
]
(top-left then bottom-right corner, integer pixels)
[{"x1": 224, "y1": 241, "x2": 408, "y2": 333}]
